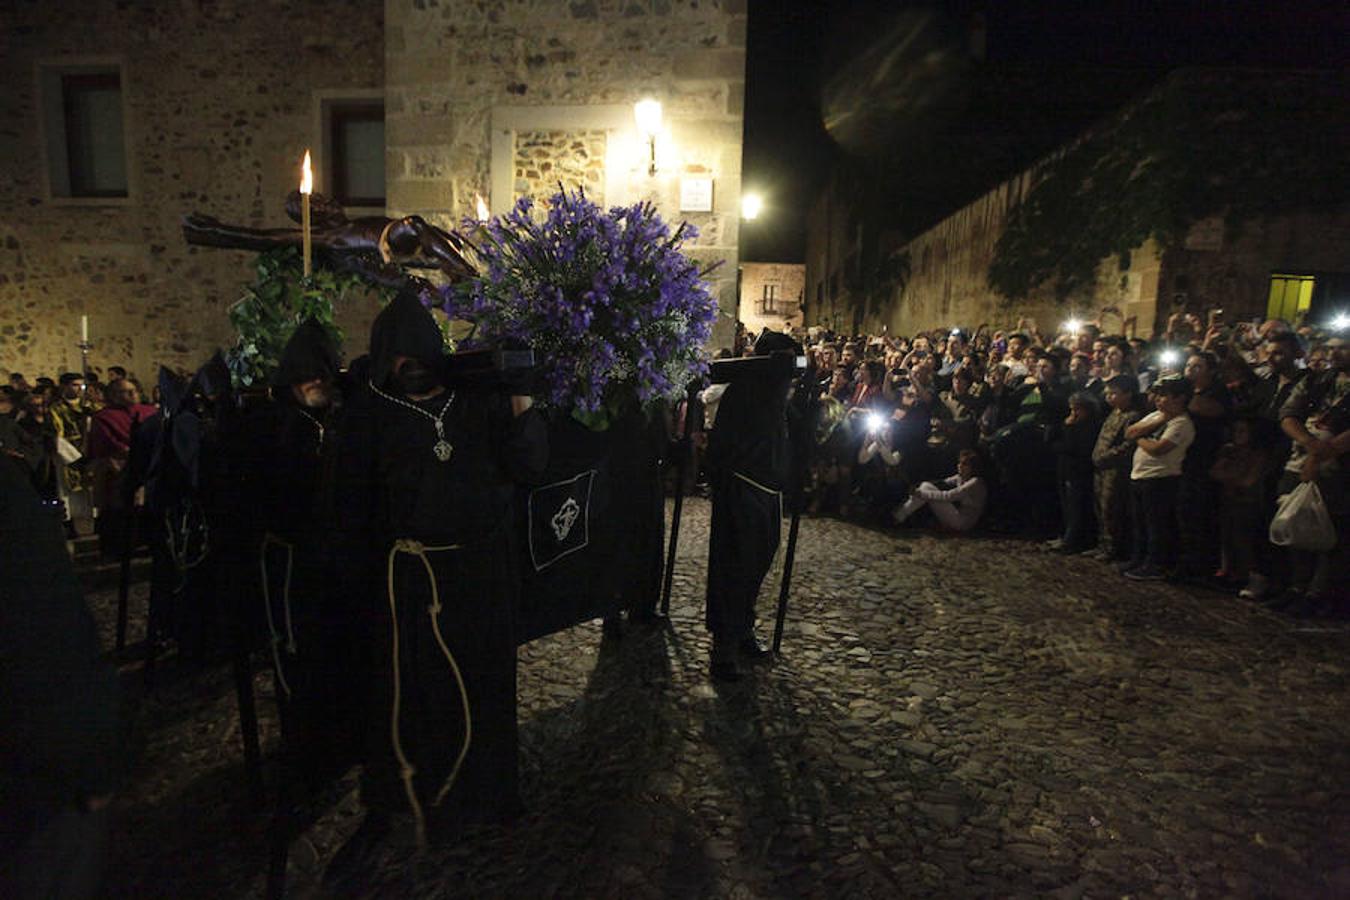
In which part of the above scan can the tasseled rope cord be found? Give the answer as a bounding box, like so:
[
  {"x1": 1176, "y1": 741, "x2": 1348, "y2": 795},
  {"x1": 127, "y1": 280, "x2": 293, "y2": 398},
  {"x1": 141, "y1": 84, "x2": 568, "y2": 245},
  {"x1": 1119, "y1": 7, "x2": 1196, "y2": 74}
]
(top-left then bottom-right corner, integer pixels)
[
  {"x1": 259, "y1": 533, "x2": 296, "y2": 699},
  {"x1": 385, "y1": 538, "x2": 473, "y2": 851},
  {"x1": 165, "y1": 504, "x2": 210, "y2": 591}
]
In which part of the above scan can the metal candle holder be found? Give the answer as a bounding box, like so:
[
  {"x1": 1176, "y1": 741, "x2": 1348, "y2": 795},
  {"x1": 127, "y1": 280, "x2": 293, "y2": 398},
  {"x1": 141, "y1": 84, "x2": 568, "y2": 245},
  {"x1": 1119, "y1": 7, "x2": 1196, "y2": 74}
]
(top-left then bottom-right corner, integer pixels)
[{"x1": 77, "y1": 340, "x2": 92, "y2": 379}]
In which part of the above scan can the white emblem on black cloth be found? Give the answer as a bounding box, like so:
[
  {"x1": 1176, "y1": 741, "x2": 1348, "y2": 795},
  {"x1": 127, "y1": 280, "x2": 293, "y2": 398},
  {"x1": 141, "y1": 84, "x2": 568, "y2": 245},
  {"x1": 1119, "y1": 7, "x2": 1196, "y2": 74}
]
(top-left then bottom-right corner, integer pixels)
[
  {"x1": 528, "y1": 469, "x2": 596, "y2": 571},
  {"x1": 550, "y1": 497, "x2": 580, "y2": 541}
]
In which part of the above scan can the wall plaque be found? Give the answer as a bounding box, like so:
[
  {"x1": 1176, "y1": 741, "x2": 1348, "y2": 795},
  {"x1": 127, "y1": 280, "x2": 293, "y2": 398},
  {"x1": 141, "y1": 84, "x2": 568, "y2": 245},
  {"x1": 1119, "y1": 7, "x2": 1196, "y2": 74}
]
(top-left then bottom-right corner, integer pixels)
[{"x1": 680, "y1": 177, "x2": 713, "y2": 213}]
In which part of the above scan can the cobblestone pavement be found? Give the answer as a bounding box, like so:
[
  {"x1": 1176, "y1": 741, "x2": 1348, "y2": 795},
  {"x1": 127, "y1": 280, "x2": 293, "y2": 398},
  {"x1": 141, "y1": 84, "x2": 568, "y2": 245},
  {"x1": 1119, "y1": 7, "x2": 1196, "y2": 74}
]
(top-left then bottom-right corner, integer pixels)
[{"x1": 93, "y1": 498, "x2": 1350, "y2": 898}]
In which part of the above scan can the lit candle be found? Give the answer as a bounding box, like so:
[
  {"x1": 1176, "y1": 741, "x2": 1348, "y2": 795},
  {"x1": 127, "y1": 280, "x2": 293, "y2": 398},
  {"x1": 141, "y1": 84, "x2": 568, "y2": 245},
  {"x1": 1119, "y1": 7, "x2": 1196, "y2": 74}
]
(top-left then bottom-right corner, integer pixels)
[
  {"x1": 475, "y1": 193, "x2": 490, "y2": 223},
  {"x1": 300, "y1": 150, "x2": 313, "y2": 277},
  {"x1": 80, "y1": 314, "x2": 88, "y2": 343}
]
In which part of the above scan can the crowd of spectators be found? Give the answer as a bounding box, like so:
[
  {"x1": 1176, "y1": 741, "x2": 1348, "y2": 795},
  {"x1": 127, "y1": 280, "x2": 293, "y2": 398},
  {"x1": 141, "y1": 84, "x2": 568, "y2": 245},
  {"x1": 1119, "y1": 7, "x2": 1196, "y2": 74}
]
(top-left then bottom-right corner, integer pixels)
[
  {"x1": 1, "y1": 365, "x2": 157, "y2": 546},
  {"x1": 722, "y1": 309, "x2": 1348, "y2": 619}
]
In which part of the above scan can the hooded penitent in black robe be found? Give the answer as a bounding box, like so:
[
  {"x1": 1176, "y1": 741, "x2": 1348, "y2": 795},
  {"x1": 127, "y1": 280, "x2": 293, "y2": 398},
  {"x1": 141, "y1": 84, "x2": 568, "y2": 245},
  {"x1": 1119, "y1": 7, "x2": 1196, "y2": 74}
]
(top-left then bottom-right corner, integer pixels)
[
  {"x1": 704, "y1": 332, "x2": 799, "y2": 653},
  {"x1": 334, "y1": 292, "x2": 546, "y2": 829},
  {"x1": 251, "y1": 321, "x2": 356, "y2": 774},
  {"x1": 1, "y1": 458, "x2": 123, "y2": 899}
]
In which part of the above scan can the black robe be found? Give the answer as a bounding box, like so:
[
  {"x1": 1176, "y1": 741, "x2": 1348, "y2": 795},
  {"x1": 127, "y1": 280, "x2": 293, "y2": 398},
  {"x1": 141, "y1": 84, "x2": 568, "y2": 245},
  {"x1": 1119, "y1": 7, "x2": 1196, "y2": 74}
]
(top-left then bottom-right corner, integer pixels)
[
  {"x1": 335, "y1": 293, "x2": 547, "y2": 825},
  {"x1": 252, "y1": 394, "x2": 354, "y2": 768},
  {"x1": 704, "y1": 363, "x2": 793, "y2": 645}
]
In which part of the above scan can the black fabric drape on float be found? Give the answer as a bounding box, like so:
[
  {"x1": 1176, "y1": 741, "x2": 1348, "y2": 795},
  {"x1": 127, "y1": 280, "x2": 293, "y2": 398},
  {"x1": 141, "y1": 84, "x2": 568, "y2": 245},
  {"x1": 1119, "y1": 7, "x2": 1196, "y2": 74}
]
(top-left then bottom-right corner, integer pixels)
[{"x1": 515, "y1": 407, "x2": 665, "y2": 643}]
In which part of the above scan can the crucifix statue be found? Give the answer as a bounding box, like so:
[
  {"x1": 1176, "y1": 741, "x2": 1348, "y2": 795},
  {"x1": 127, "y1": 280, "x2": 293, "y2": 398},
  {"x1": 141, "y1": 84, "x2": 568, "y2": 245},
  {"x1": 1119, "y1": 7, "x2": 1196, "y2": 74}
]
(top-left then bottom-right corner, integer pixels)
[{"x1": 182, "y1": 191, "x2": 477, "y2": 291}]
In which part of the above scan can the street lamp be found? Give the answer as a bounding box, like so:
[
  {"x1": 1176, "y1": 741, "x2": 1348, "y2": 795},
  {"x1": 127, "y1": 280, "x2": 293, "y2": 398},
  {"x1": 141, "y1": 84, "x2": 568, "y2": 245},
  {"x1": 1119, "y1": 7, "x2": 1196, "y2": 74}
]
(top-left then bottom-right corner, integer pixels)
[{"x1": 741, "y1": 193, "x2": 763, "y2": 221}]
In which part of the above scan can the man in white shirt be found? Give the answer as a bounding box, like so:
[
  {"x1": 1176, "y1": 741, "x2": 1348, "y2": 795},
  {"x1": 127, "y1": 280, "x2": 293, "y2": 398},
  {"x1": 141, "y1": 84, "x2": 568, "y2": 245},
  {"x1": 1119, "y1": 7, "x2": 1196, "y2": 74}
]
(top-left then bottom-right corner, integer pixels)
[{"x1": 1121, "y1": 376, "x2": 1196, "y2": 580}]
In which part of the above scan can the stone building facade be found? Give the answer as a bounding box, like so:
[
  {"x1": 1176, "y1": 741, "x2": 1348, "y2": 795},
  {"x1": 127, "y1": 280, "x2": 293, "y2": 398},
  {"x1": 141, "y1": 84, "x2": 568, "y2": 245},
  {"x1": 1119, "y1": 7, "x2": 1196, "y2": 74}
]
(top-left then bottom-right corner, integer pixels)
[
  {"x1": 0, "y1": 0, "x2": 386, "y2": 382},
  {"x1": 1, "y1": 0, "x2": 747, "y2": 380},
  {"x1": 738, "y1": 261, "x2": 804, "y2": 336},
  {"x1": 383, "y1": 0, "x2": 746, "y2": 348}
]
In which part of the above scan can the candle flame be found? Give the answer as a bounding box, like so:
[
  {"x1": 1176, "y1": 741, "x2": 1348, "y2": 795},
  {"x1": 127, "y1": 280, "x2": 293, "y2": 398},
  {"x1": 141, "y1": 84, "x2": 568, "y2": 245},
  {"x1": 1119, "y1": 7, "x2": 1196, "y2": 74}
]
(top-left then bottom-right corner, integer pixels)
[
  {"x1": 300, "y1": 150, "x2": 313, "y2": 195},
  {"x1": 475, "y1": 193, "x2": 490, "y2": 222}
]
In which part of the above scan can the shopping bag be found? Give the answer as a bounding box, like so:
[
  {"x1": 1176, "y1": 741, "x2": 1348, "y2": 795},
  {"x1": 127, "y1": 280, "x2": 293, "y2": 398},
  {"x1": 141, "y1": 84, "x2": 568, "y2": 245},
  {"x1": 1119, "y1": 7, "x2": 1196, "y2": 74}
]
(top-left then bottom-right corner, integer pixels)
[{"x1": 1269, "y1": 481, "x2": 1337, "y2": 551}]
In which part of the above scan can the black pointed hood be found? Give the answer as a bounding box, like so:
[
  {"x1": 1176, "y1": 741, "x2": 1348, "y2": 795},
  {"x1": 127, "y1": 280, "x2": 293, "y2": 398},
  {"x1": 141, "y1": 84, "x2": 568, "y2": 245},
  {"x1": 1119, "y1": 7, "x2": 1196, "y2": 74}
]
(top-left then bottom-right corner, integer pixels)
[
  {"x1": 368, "y1": 288, "x2": 445, "y2": 388},
  {"x1": 156, "y1": 366, "x2": 190, "y2": 417},
  {"x1": 273, "y1": 319, "x2": 341, "y2": 388},
  {"x1": 753, "y1": 329, "x2": 802, "y2": 358},
  {"x1": 193, "y1": 351, "x2": 232, "y2": 399}
]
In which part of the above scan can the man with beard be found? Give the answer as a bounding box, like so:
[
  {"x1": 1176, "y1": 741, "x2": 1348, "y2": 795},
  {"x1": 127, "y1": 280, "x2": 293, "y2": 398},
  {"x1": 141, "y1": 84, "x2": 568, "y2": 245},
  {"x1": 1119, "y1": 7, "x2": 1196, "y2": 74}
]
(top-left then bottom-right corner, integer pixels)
[
  {"x1": 251, "y1": 321, "x2": 353, "y2": 773},
  {"x1": 329, "y1": 291, "x2": 546, "y2": 866},
  {"x1": 704, "y1": 330, "x2": 800, "y2": 682}
]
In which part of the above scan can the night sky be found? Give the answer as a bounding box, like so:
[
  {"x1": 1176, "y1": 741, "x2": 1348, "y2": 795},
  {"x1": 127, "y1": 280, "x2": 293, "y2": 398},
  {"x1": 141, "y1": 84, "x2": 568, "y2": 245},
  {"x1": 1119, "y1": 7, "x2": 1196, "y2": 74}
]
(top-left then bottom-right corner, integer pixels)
[{"x1": 741, "y1": 0, "x2": 1349, "y2": 262}]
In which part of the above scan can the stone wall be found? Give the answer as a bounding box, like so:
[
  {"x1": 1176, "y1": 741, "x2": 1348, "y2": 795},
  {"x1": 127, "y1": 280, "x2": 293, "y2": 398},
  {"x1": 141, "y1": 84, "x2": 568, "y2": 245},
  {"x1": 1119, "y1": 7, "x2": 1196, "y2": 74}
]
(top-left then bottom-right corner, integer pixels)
[
  {"x1": 1161, "y1": 211, "x2": 1350, "y2": 325},
  {"x1": 384, "y1": 0, "x2": 747, "y2": 348},
  {"x1": 0, "y1": 1, "x2": 386, "y2": 383},
  {"x1": 738, "y1": 261, "x2": 805, "y2": 336},
  {"x1": 515, "y1": 129, "x2": 608, "y2": 207},
  {"x1": 882, "y1": 172, "x2": 1164, "y2": 338}
]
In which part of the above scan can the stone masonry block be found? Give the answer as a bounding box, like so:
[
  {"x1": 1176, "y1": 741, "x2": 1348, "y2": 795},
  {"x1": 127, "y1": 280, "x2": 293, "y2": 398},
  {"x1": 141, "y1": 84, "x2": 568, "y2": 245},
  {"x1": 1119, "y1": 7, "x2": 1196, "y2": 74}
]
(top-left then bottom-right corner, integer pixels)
[
  {"x1": 726, "y1": 15, "x2": 746, "y2": 48},
  {"x1": 389, "y1": 179, "x2": 456, "y2": 212},
  {"x1": 671, "y1": 48, "x2": 745, "y2": 81},
  {"x1": 726, "y1": 80, "x2": 744, "y2": 116}
]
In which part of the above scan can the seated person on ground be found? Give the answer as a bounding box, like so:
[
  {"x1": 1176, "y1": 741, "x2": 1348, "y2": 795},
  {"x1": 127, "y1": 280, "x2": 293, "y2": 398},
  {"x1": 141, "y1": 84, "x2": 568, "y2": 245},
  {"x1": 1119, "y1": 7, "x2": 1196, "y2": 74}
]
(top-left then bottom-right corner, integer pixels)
[{"x1": 891, "y1": 449, "x2": 988, "y2": 532}]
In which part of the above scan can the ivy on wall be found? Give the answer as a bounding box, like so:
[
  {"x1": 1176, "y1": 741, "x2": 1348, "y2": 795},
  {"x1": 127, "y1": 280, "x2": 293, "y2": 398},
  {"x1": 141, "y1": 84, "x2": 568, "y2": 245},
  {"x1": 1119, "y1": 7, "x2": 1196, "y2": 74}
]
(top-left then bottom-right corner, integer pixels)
[
  {"x1": 226, "y1": 248, "x2": 394, "y2": 388},
  {"x1": 988, "y1": 70, "x2": 1349, "y2": 302}
]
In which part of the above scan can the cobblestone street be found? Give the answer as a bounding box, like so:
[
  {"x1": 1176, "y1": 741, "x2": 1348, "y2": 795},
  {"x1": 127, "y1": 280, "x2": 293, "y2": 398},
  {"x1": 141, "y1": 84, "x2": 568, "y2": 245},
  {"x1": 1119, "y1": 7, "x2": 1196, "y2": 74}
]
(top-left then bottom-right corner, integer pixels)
[{"x1": 96, "y1": 498, "x2": 1350, "y2": 898}]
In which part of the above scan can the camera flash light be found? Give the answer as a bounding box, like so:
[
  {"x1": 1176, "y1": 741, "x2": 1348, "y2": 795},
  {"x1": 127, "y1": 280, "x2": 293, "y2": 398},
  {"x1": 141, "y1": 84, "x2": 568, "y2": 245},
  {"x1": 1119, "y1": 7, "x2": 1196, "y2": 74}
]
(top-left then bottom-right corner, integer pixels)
[{"x1": 866, "y1": 412, "x2": 885, "y2": 433}]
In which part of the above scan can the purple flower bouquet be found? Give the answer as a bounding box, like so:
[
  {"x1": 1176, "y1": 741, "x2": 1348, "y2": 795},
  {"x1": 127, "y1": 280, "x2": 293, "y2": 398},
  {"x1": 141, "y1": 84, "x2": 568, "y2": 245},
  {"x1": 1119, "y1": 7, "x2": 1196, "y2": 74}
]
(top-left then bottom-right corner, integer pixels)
[{"x1": 440, "y1": 189, "x2": 718, "y2": 429}]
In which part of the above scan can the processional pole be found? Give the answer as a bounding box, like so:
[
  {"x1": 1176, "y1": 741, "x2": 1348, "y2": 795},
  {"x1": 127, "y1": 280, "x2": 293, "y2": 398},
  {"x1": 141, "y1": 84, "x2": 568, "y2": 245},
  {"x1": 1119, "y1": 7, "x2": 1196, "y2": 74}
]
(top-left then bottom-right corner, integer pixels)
[
  {"x1": 660, "y1": 380, "x2": 699, "y2": 616},
  {"x1": 772, "y1": 360, "x2": 817, "y2": 655}
]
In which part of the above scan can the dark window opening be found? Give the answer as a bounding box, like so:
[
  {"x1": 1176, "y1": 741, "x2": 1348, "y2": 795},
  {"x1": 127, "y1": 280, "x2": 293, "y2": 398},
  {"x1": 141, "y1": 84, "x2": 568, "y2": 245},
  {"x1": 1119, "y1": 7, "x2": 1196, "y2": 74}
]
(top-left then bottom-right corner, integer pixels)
[
  {"x1": 43, "y1": 67, "x2": 128, "y2": 199},
  {"x1": 329, "y1": 101, "x2": 385, "y2": 208}
]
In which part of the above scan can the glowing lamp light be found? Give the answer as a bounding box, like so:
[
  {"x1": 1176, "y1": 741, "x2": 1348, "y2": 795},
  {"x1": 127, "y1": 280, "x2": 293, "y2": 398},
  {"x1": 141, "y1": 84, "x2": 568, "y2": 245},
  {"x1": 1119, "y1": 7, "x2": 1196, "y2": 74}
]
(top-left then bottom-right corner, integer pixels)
[
  {"x1": 1332, "y1": 312, "x2": 1350, "y2": 331},
  {"x1": 634, "y1": 98, "x2": 662, "y2": 175},
  {"x1": 741, "y1": 193, "x2": 763, "y2": 221},
  {"x1": 475, "y1": 193, "x2": 490, "y2": 223}
]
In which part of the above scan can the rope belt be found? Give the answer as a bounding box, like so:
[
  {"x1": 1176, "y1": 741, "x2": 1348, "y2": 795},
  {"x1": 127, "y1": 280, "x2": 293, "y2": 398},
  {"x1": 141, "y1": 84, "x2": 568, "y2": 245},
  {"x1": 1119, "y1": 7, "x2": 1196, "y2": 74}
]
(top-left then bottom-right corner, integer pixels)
[
  {"x1": 386, "y1": 537, "x2": 473, "y2": 850},
  {"x1": 259, "y1": 533, "x2": 296, "y2": 699},
  {"x1": 732, "y1": 470, "x2": 782, "y2": 497},
  {"x1": 731, "y1": 471, "x2": 787, "y2": 603}
]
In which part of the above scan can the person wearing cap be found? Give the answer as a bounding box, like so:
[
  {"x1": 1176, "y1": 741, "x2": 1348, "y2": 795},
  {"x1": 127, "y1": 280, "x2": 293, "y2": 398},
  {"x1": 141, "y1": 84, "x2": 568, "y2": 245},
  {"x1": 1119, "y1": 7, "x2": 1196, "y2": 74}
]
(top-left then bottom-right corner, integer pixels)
[{"x1": 1121, "y1": 375, "x2": 1196, "y2": 580}]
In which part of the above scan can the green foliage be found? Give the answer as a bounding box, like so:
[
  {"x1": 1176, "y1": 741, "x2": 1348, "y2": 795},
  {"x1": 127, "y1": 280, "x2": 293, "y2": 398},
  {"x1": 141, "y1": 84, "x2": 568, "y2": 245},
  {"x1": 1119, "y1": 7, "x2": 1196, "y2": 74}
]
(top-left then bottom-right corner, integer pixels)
[
  {"x1": 988, "y1": 71, "x2": 1349, "y2": 302},
  {"x1": 226, "y1": 248, "x2": 391, "y2": 388}
]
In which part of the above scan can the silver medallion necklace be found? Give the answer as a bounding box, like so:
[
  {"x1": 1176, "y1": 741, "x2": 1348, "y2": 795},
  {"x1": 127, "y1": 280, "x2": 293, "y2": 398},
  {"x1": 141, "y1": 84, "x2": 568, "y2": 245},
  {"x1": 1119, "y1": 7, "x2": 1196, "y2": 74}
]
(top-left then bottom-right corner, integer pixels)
[{"x1": 369, "y1": 380, "x2": 455, "y2": 462}]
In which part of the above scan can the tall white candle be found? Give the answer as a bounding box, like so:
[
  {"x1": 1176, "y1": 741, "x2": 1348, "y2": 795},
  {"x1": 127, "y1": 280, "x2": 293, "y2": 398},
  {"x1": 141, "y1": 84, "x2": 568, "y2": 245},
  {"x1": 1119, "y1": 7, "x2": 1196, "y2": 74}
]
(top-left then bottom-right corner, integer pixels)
[
  {"x1": 81, "y1": 315, "x2": 88, "y2": 343},
  {"x1": 300, "y1": 150, "x2": 314, "y2": 277}
]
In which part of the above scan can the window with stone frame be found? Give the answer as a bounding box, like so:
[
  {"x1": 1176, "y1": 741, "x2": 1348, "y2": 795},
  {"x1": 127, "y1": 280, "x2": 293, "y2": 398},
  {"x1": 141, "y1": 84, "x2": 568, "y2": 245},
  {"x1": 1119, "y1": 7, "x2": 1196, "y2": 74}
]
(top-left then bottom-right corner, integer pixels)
[
  {"x1": 758, "y1": 282, "x2": 781, "y2": 316},
  {"x1": 326, "y1": 100, "x2": 385, "y2": 208},
  {"x1": 40, "y1": 65, "x2": 128, "y2": 199}
]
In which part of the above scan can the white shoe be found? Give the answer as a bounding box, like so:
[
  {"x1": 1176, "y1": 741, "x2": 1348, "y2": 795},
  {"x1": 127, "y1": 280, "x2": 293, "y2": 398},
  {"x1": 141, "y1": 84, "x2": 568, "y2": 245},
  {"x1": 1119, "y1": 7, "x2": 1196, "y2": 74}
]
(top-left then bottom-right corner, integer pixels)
[{"x1": 1238, "y1": 573, "x2": 1269, "y2": 600}]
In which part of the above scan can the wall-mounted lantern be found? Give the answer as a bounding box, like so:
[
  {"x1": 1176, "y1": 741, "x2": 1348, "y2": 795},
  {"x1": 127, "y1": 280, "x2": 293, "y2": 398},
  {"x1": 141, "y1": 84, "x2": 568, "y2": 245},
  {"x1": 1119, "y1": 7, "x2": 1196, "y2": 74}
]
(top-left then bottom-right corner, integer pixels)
[{"x1": 634, "y1": 98, "x2": 663, "y2": 176}]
